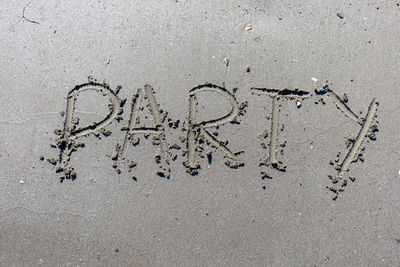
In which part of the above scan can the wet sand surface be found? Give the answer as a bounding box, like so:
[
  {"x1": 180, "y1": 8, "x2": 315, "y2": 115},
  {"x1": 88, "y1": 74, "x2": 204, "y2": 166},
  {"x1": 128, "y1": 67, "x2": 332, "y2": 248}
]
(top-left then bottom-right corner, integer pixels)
[{"x1": 1, "y1": 0, "x2": 400, "y2": 266}]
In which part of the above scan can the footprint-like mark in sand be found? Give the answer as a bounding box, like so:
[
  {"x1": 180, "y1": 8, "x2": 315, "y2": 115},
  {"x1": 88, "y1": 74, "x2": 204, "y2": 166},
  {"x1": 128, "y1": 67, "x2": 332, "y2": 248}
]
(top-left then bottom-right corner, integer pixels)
[{"x1": 48, "y1": 81, "x2": 125, "y2": 182}]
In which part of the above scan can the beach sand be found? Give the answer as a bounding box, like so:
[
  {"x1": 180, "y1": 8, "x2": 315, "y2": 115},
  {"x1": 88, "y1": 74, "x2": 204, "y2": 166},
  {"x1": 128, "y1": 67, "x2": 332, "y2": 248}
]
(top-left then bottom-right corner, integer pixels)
[{"x1": 1, "y1": 0, "x2": 399, "y2": 266}]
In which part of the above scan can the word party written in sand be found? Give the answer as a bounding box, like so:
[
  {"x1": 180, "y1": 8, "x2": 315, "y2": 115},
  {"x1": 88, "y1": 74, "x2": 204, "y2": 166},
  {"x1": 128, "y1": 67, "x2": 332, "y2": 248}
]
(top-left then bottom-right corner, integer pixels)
[{"x1": 45, "y1": 77, "x2": 379, "y2": 200}]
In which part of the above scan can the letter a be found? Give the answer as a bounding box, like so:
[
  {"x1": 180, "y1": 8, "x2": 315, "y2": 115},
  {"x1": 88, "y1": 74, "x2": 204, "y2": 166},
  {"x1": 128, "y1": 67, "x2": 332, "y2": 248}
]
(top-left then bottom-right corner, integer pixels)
[{"x1": 116, "y1": 85, "x2": 170, "y2": 178}]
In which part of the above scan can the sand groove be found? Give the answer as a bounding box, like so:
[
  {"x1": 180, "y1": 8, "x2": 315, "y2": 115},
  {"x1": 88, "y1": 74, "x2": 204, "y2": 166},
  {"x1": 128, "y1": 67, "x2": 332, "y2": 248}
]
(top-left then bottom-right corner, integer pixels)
[
  {"x1": 50, "y1": 82, "x2": 124, "y2": 181},
  {"x1": 251, "y1": 87, "x2": 310, "y2": 172},
  {"x1": 185, "y1": 83, "x2": 242, "y2": 174}
]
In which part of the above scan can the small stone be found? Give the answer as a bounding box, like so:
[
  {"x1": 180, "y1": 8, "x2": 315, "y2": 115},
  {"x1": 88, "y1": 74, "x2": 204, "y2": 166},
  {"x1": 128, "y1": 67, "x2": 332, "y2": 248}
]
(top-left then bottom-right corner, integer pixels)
[
  {"x1": 337, "y1": 13, "x2": 344, "y2": 19},
  {"x1": 224, "y1": 58, "x2": 229, "y2": 67}
]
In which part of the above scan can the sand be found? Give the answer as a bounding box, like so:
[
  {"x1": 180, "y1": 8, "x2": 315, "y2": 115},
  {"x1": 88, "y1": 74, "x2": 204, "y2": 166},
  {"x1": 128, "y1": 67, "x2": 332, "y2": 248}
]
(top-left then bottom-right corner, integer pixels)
[{"x1": 1, "y1": 0, "x2": 400, "y2": 266}]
